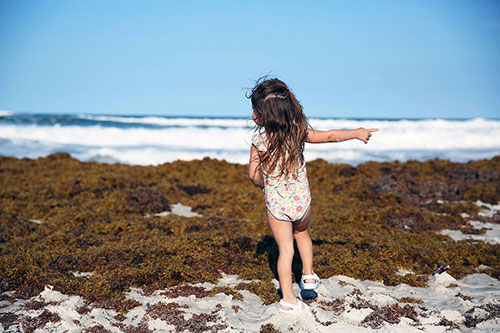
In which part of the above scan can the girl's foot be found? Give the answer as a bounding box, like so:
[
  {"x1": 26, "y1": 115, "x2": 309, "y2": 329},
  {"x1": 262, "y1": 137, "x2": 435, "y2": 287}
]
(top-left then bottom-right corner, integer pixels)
[
  {"x1": 302, "y1": 271, "x2": 317, "y2": 283},
  {"x1": 300, "y1": 273, "x2": 320, "y2": 290},
  {"x1": 279, "y1": 298, "x2": 309, "y2": 313}
]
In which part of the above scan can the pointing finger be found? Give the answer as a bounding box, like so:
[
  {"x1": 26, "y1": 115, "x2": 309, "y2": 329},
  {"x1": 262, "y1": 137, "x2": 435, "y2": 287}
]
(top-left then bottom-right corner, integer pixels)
[{"x1": 369, "y1": 128, "x2": 379, "y2": 132}]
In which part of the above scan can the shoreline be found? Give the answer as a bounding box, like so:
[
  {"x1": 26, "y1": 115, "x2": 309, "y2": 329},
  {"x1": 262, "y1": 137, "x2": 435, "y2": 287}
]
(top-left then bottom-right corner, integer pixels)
[{"x1": 1, "y1": 154, "x2": 499, "y2": 331}]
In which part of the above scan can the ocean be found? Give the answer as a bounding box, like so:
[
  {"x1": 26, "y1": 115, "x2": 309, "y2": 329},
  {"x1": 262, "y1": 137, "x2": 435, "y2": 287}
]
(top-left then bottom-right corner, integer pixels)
[{"x1": 1, "y1": 110, "x2": 499, "y2": 166}]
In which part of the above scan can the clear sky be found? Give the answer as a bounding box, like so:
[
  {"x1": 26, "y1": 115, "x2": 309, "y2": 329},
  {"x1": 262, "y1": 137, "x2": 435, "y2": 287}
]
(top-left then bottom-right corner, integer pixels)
[{"x1": 1, "y1": 0, "x2": 499, "y2": 119}]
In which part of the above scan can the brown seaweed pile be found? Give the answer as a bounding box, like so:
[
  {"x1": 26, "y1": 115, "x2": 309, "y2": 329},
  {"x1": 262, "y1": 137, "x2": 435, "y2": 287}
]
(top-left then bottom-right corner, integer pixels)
[{"x1": 0, "y1": 153, "x2": 499, "y2": 317}]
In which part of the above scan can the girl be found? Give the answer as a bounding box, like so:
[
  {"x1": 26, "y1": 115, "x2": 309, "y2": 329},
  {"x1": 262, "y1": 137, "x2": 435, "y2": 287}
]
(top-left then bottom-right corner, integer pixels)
[{"x1": 247, "y1": 77, "x2": 378, "y2": 313}]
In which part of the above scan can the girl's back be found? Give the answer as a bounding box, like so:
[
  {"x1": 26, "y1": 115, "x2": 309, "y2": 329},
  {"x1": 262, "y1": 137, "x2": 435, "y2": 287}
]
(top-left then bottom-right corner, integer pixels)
[
  {"x1": 251, "y1": 130, "x2": 305, "y2": 177},
  {"x1": 249, "y1": 78, "x2": 309, "y2": 179}
]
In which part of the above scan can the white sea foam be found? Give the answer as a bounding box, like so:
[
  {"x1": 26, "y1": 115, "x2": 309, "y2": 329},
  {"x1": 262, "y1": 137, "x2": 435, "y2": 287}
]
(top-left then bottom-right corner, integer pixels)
[
  {"x1": 77, "y1": 114, "x2": 252, "y2": 128},
  {"x1": 0, "y1": 124, "x2": 249, "y2": 149},
  {"x1": 1, "y1": 117, "x2": 499, "y2": 165},
  {"x1": 308, "y1": 118, "x2": 500, "y2": 150}
]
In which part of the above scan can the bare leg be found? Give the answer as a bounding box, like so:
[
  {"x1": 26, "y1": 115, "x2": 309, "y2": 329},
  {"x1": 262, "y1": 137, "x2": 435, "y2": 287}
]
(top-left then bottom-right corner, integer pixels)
[
  {"x1": 267, "y1": 212, "x2": 306, "y2": 311},
  {"x1": 293, "y1": 206, "x2": 316, "y2": 281}
]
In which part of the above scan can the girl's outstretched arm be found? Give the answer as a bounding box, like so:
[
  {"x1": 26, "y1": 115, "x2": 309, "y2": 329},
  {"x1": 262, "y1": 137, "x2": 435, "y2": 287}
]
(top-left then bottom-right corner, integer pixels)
[
  {"x1": 306, "y1": 127, "x2": 379, "y2": 144},
  {"x1": 248, "y1": 144, "x2": 264, "y2": 189}
]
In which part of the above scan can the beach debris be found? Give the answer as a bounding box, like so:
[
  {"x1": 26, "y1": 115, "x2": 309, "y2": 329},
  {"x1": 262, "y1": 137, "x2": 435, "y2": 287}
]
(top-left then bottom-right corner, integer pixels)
[
  {"x1": 433, "y1": 263, "x2": 449, "y2": 276},
  {"x1": 27, "y1": 219, "x2": 43, "y2": 224}
]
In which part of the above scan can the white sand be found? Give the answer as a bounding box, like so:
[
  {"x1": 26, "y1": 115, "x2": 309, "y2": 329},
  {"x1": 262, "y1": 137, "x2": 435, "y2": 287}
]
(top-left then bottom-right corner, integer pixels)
[
  {"x1": 1, "y1": 271, "x2": 499, "y2": 332},
  {"x1": 439, "y1": 200, "x2": 500, "y2": 245},
  {"x1": 396, "y1": 269, "x2": 414, "y2": 277},
  {"x1": 144, "y1": 203, "x2": 202, "y2": 218},
  {"x1": 71, "y1": 271, "x2": 94, "y2": 278}
]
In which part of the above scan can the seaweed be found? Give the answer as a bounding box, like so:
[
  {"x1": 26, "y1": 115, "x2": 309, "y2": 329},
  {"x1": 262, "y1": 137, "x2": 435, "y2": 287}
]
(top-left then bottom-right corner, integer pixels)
[
  {"x1": 21, "y1": 309, "x2": 60, "y2": 333},
  {"x1": 145, "y1": 301, "x2": 227, "y2": 332},
  {"x1": 396, "y1": 297, "x2": 424, "y2": 305},
  {"x1": 260, "y1": 323, "x2": 281, "y2": 332},
  {"x1": 0, "y1": 154, "x2": 499, "y2": 314},
  {"x1": 209, "y1": 286, "x2": 243, "y2": 301},
  {"x1": 362, "y1": 303, "x2": 419, "y2": 329}
]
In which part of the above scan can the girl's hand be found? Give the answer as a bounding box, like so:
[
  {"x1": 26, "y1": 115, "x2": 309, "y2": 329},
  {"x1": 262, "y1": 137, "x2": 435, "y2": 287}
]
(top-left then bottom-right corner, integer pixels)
[{"x1": 357, "y1": 127, "x2": 379, "y2": 144}]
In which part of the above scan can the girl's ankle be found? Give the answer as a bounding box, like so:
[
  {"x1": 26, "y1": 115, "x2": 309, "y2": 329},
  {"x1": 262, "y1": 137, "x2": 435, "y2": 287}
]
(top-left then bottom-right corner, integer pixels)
[{"x1": 282, "y1": 296, "x2": 298, "y2": 304}]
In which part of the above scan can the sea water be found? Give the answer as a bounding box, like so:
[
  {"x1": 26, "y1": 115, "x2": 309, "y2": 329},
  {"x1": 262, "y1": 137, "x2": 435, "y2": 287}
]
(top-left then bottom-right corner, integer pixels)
[{"x1": 0, "y1": 111, "x2": 499, "y2": 166}]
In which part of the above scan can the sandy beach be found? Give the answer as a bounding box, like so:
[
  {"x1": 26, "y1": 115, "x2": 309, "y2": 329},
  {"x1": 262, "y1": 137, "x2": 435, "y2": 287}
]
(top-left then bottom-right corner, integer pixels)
[{"x1": 1, "y1": 154, "x2": 499, "y2": 332}]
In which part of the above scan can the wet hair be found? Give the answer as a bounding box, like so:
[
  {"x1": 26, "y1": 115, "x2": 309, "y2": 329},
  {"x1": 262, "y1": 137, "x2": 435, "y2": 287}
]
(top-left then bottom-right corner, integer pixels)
[{"x1": 247, "y1": 76, "x2": 310, "y2": 177}]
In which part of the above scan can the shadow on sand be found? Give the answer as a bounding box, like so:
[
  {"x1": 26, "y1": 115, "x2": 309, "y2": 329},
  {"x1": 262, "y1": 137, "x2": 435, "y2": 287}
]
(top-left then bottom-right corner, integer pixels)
[{"x1": 256, "y1": 235, "x2": 339, "y2": 299}]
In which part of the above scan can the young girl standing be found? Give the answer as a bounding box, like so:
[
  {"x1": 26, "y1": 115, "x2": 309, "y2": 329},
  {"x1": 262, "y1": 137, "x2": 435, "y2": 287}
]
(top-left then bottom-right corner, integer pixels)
[{"x1": 247, "y1": 77, "x2": 378, "y2": 313}]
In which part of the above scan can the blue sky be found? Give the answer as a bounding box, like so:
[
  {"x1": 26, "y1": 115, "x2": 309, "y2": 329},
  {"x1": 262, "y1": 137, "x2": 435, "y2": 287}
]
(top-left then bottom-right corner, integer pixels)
[{"x1": 0, "y1": 0, "x2": 499, "y2": 118}]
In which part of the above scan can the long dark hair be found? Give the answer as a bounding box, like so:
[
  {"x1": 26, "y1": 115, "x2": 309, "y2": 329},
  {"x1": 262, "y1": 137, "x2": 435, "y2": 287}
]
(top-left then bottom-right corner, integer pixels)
[{"x1": 247, "y1": 76, "x2": 310, "y2": 177}]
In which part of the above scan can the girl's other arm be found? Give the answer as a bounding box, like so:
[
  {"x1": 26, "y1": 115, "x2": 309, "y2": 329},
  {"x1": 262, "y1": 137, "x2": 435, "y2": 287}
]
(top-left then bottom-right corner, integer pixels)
[
  {"x1": 248, "y1": 144, "x2": 264, "y2": 189},
  {"x1": 306, "y1": 127, "x2": 379, "y2": 144}
]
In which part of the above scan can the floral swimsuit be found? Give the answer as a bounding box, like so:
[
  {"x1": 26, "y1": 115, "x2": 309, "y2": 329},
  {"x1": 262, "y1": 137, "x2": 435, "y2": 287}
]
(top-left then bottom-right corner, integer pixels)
[{"x1": 252, "y1": 131, "x2": 311, "y2": 222}]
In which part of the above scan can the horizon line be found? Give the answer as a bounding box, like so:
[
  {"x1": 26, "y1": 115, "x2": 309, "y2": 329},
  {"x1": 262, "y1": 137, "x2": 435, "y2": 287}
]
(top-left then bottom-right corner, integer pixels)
[{"x1": 1, "y1": 109, "x2": 499, "y2": 122}]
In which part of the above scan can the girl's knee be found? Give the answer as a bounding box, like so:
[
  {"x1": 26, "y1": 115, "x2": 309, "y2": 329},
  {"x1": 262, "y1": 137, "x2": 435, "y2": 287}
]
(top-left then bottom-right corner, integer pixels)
[{"x1": 279, "y1": 246, "x2": 294, "y2": 258}]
